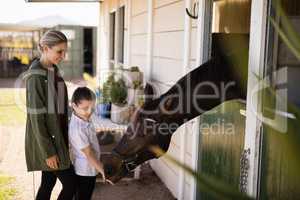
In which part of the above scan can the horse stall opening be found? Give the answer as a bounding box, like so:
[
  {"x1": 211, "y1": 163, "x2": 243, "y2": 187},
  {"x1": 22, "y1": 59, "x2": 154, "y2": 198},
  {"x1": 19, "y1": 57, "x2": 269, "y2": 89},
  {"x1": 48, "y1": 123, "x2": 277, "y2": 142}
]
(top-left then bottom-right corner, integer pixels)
[{"x1": 196, "y1": 0, "x2": 251, "y2": 199}]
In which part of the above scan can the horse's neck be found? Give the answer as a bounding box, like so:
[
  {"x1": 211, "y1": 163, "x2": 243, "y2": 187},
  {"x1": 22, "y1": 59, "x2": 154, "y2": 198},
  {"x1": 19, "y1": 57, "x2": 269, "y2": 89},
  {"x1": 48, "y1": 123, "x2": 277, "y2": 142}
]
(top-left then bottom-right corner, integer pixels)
[{"x1": 159, "y1": 58, "x2": 246, "y2": 126}]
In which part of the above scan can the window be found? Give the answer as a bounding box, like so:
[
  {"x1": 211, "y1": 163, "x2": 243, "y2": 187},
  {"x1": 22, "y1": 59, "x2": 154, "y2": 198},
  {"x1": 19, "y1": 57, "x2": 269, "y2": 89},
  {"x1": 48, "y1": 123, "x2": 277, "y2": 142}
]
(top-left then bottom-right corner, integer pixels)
[
  {"x1": 264, "y1": 0, "x2": 300, "y2": 110},
  {"x1": 118, "y1": 6, "x2": 125, "y2": 64},
  {"x1": 109, "y1": 6, "x2": 126, "y2": 68},
  {"x1": 109, "y1": 11, "x2": 115, "y2": 62}
]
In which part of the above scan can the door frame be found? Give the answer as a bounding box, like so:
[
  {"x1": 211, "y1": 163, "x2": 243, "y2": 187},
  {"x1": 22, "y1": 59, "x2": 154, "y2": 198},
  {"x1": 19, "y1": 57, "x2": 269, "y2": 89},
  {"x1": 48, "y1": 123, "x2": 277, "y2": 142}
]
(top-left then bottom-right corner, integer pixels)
[
  {"x1": 193, "y1": 0, "x2": 213, "y2": 199},
  {"x1": 244, "y1": 0, "x2": 269, "y2": 197}
]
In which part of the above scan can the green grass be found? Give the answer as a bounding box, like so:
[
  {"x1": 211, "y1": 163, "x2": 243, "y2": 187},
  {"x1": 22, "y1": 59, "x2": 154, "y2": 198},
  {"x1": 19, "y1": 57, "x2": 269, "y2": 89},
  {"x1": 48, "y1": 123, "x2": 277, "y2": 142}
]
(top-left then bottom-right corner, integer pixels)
[
  {"x1": 0, "y1": 89, "x2": 26, "y2": 126},
  {"x1": 0, "y1": 89, "x2": 23, "y2": 199},
  {"x1": 0, "y1": 173, "x2": 17, "y2": 200}
]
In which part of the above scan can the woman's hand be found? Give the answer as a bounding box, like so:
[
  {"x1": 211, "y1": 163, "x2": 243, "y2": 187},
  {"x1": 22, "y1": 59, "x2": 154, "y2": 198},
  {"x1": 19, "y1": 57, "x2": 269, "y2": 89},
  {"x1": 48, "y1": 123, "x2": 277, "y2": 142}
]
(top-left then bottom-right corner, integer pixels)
[{"x1": 46, "y1": 155, "x2": 59, "y2": 169}]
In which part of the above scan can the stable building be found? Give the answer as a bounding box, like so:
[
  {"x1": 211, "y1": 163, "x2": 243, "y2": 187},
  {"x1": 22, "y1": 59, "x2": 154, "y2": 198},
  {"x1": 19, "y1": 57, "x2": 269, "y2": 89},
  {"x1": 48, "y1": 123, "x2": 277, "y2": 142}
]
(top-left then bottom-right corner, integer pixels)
[{"x1": 26, "y1": 0, "x2": 300, "y2": 199}]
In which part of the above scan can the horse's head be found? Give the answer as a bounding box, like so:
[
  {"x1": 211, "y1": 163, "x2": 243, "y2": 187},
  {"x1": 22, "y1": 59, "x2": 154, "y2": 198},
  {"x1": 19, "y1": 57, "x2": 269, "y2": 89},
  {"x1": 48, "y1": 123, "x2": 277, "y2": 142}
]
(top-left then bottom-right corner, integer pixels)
[{"x1": 103, "y1": 83, "x2": 176, "y2": 183}]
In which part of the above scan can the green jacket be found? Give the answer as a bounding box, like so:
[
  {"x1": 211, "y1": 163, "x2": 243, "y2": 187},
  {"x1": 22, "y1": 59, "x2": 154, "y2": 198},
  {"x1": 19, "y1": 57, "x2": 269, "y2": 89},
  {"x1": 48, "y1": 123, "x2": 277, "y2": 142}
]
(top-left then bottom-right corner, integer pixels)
[{"x1": 25, "y1": 59, "x2": 70, "y2": 172}]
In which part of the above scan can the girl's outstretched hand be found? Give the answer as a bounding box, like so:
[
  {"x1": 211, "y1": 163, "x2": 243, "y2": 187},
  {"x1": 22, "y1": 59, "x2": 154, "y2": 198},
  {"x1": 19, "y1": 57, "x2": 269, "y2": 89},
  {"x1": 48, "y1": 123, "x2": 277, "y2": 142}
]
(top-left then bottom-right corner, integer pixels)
[{"x1": 99, "y1": 163, "x2": 114, "y2": 185}]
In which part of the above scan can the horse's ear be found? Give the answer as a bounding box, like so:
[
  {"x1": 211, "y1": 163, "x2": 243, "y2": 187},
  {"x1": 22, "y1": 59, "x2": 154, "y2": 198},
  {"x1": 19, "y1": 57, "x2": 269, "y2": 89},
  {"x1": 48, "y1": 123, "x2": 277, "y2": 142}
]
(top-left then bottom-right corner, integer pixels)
[{"x1": 144, "y1": 82, "x2": 155, "y2": 104}]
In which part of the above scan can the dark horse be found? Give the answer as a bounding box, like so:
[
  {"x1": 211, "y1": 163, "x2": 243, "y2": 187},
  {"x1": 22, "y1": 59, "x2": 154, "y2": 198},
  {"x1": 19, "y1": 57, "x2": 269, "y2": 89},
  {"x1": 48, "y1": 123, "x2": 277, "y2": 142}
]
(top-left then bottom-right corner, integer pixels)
[{"x1": 103, "y1": 34, "x2": 249, "y2": 183}]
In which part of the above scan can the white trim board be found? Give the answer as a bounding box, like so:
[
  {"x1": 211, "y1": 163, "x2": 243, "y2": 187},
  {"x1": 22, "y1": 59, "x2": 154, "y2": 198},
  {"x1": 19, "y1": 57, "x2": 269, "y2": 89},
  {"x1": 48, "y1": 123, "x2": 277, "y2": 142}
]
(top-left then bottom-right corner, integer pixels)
[{"x1": 244, "y1": 0, "x2": 269, "y2": 197}]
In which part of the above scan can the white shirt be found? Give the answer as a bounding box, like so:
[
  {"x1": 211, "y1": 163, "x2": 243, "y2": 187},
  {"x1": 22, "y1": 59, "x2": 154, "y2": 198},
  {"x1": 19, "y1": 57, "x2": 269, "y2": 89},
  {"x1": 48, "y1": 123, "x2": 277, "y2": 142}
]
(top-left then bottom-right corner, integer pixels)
[{"x1": 68, "y1": 112, "x2": 102, "y2": 176}]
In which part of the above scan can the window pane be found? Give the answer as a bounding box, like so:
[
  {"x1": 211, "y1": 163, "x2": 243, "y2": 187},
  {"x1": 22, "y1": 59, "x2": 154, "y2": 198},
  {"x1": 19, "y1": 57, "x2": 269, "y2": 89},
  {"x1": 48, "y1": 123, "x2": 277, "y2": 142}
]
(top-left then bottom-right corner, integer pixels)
[
  {"x1": 110, "y1": 12, "x2": 115, "y2": 61},
  {"x1": 212, "y1": 0, "x2": 251, "y2": 34},
  {"x1": 118, "y1": 6, "x2": 125, "y2": 64}
]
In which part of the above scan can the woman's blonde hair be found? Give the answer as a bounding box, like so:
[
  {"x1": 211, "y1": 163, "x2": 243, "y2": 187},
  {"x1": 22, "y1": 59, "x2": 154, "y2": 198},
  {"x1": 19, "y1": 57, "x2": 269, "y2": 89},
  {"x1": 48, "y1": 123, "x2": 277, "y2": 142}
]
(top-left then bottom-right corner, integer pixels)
[{"x1": 38, "y1": 30, "x2": 68, "y2": 54}]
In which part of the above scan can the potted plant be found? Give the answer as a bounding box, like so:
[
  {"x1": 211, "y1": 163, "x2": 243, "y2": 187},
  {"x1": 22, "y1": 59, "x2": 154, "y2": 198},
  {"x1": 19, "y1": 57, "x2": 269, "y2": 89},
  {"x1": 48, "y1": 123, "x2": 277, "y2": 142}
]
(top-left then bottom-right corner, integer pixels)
[
  {"x1": 110, "y1": 78, "x2": 133, "y2": 124},
  {"x1": 97, "y1": 73, "x2": 114, "y2": 118},
  {"x1": 110, "y1": 79, "x2": 127, "y2": 105}
]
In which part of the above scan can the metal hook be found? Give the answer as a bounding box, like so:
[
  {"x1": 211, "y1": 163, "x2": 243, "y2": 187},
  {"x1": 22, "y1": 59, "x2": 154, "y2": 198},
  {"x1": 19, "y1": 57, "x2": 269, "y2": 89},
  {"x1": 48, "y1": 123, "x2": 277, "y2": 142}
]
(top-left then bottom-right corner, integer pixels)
[{"x1": 186, "y1": 1, "x2": 199, "y2": 19}]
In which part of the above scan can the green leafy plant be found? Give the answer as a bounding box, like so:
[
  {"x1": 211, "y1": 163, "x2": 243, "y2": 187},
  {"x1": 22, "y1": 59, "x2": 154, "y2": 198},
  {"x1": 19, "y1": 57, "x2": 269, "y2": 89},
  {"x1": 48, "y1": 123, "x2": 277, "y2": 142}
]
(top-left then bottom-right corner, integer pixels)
[
  {"x1": 132, "y1": 80, "x2": 142, "y2": 90},
  {"x1": 100, "y1": 83, "x2": 111, "y2": 104},
  {"x1": 137, "y1": 95, "x2": 145, "y2": 107},
  {"x1": 110, "y1": 78, "x2": 127, "y2": 106},
  {"x1": 100, "y1": 73, "x2": 115, "y2": 104},
  {"x1": 130, "y1": 66, "x2": 140, "y2": 72}
]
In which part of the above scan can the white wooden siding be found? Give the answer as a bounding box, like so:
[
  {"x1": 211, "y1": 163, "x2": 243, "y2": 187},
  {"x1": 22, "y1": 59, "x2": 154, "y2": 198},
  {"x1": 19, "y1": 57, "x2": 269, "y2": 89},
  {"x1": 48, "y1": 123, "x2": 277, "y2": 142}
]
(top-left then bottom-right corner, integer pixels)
[
  {"x1": 154, "y1": 0, "x2": 182, "y2": 8},
  {"x1": 152, "y1": 57, "x2": 183, "y2": 84},
  {"x1": 131, "y1": 13, "x2": 148, "y2": 35},
  {"x1": 132, "y1": 0, "x2": 147, "y2": 16},
  {"x1": 153, "y1": 31, "x2": 184, "y2": 59},
  {"x1": 154, "y1": 1, "x2": 185, "y2": 32},
  {"x1": 130, "y1": 55, "x2": 147, "y2": 73},
  {"x1": 131, "y1": 34, "x2": 147, "y2": 55},
  {"x1": 190, "y1": 27, "x2": 198, "y2": 62}
]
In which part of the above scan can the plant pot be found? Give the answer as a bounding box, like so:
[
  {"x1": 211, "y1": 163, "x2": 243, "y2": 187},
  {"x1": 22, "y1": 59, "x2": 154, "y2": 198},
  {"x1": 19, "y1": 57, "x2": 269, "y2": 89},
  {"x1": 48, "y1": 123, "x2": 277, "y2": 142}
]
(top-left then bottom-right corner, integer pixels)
[
  {"x1": 110, "y1": 103, "x2": 134, "y2": 124},
  {"x1": 127, "y1": 88, "x2": 144, "y2": 106},
  {"x1": 97, "y1": 103, "x2": 111, "y2": 118}
]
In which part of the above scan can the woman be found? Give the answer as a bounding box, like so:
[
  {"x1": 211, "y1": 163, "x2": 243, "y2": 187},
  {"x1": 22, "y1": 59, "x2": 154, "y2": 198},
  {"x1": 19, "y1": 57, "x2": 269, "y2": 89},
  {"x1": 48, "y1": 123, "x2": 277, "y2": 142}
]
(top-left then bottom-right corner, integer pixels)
[{"x1": 25, "y1": 30, "x2": 76, "y2": 200}]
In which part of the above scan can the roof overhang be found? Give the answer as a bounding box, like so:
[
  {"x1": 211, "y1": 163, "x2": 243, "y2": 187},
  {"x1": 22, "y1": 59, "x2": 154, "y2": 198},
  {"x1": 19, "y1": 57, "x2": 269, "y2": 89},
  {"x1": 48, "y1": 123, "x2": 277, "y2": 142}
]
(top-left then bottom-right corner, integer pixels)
[{"x1": 25, "y1": 0, "x2": 103, "y2": 2}]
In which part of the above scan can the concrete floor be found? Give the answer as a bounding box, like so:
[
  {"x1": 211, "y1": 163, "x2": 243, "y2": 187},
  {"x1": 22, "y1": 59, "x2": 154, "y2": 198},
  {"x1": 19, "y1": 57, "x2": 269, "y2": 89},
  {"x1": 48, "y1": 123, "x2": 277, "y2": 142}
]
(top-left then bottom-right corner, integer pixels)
[{"x1": 92, "y1": 163, "x2": 176, "y2": 200}]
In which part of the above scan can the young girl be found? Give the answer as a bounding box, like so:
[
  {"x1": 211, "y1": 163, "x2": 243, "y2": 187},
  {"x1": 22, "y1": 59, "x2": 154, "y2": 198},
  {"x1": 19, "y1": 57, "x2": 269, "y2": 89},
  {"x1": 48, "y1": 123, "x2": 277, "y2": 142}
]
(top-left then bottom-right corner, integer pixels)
[
  {"x1": 69, "y1": 87, "x2": 113, "y2": 200},
  {"x1": 25, "y1": 30, "x2": 77, "y2": 200}
]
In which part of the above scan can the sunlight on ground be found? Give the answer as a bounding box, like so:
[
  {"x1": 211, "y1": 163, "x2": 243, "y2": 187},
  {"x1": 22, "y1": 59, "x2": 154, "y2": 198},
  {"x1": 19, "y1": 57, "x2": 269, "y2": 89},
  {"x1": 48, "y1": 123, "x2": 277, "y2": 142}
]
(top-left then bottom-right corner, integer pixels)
[
  {"x1": 0, "y1": 88, "x2": 25, "y2": 199},
  {"x1": 0, "y1": 173, "x2": 17, "y2": 200},
  {"x1": 0, "y1": 89, "x2": 26, "y2": 126}
]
